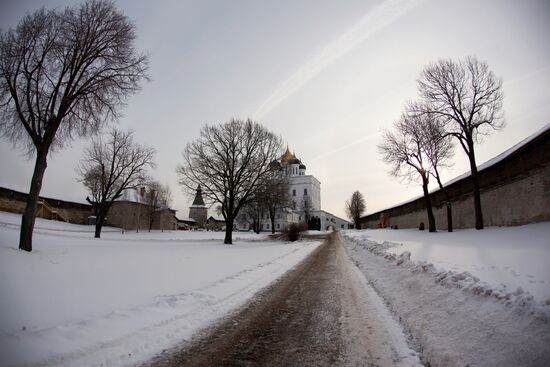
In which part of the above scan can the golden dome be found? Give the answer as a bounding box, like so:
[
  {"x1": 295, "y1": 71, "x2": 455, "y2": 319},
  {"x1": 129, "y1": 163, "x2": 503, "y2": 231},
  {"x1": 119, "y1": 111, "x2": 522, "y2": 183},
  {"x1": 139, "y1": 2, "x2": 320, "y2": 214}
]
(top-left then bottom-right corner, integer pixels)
[{"x1": 281, "y1": 146, "x2": 293, "y2": 162}]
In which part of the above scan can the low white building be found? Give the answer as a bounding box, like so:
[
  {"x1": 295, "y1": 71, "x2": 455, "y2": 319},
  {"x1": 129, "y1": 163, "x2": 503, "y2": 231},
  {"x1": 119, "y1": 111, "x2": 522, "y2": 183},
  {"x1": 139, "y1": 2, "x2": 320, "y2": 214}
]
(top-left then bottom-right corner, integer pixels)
[{"x1": 235, "y1": 147, "x2": 351, "y2": 232}]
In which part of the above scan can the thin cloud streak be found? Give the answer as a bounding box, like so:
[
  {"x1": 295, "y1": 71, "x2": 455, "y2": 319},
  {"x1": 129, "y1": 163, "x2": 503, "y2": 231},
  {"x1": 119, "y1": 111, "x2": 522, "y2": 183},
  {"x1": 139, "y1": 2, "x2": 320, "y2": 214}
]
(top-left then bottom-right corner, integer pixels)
[
  {"x1": 310, "y1": 132, "x2": 380, "y2": 162},
  {"x1": 503, "y1": 64, "x2": 550, "y2": 87},
  {"x1": 253, "y1": 0, "x2": 425, "y2": 119}
]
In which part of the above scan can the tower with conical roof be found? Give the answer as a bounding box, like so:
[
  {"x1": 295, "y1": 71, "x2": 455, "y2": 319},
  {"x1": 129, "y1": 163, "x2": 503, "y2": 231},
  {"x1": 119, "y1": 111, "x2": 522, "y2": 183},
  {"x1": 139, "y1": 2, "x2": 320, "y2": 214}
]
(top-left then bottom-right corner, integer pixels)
[{"x1": 189, "y1": 185, "x2": 207, "y2": 227}]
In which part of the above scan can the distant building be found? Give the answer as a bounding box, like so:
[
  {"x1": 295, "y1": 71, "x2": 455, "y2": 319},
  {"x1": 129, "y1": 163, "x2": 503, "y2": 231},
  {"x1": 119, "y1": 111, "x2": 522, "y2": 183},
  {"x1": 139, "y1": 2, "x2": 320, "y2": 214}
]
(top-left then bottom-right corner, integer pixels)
[
  {"x1": 205, "y1": 215, "x2": 225, "y2": 231},
  {"x1": 235, "y1": 146, "x2": 351, "y2": 231},
  {"x1": 177, "y1": 217, "x2": 197, "y2": 230},
  {"x1": 188, "y1": 185, "x2": 208, "y2": 227},
  {"x1": 108, "y1": 187, "x2": 177, "y2": 231}
]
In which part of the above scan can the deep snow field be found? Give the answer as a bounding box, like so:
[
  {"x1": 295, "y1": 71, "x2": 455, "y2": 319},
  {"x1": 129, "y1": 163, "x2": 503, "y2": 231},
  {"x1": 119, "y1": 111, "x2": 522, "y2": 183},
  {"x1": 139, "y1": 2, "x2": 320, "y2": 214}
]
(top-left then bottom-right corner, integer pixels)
[
  {"x1": 0, "y1": 212, "x2": 321, "y2": 367},
  {"x1": 342, "y1": 224, "x2": 550, "y2": 366}
]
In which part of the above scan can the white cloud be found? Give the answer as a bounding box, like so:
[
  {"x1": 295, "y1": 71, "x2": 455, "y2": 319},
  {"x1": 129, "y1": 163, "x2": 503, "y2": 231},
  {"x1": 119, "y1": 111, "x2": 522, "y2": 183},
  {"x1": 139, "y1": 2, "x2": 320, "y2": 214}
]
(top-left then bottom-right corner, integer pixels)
[{"x1": 253, "y1": 0, "x2": 425, "y2": 119}]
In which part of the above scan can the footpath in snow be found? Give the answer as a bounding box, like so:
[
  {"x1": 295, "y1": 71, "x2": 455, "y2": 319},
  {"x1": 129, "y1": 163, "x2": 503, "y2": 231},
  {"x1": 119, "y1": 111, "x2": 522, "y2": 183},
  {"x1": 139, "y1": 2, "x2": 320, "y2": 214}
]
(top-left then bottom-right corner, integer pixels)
[
  {"x1": 0, "y1": 212, "x2": 321, "y2": 367},
  {"x1": 342, "y1": 224, "x2": 550, "y2": 366}
]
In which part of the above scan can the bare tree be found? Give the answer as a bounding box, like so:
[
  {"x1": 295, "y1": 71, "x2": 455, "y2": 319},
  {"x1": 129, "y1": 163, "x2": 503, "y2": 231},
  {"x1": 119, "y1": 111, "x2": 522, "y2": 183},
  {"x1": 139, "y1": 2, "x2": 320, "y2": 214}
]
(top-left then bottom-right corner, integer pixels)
[
  {"x1": 256, "y1": 163, "x2": 290, "y2": 234},
  {"x1": 78, "y1": 128, "x2": 155, "y2": 238},
  {"x1": 177, "y1": 119, "x2": 283, "y2": 244},
  {"x1": 378, "y1": 109, "x2": 438, "y2": 232},
  {"x1": 417, "y1": 56, "x2": 504, "y2": 229},
  {"x1": 345, "y1": 190, "x2": 366, "y2": 229},
  {"x1": 240, "y1": 197, "x2": 266, "y2": 234},
  {"x1": 0, "y1": 0, "x2": 149, "y2": 251},
  {"x1": 265, "y1": 180, "x2": 290, "y2": 234},
  {"x1": 144, "y1": 181, "x2": 172, "y2": 232},
  {"x1": 418, "y1": 108, "x2": 455, "y2": 232}
]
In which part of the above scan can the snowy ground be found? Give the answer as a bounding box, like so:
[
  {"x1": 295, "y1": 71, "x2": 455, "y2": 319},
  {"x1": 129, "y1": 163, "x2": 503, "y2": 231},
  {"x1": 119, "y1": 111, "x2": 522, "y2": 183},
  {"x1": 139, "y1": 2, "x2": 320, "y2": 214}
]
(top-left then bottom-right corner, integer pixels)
[
  {"x1": 0, "y1": 212, "x2": 321, "y2": 367},
  {"x1": 342, "y1": 225, "x2": 550, "y2": 366},
  {"x1": 344, "y1": 223, "x2": 550, "y2": 304}
]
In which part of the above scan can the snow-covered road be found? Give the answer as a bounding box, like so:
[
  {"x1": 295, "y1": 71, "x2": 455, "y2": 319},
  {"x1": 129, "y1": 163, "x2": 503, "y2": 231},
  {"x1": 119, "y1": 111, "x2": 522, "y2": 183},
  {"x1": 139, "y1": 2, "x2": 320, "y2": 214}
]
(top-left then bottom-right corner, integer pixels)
[{"x1": 146, "y1": 233, "x2": 422, "y2": 366}]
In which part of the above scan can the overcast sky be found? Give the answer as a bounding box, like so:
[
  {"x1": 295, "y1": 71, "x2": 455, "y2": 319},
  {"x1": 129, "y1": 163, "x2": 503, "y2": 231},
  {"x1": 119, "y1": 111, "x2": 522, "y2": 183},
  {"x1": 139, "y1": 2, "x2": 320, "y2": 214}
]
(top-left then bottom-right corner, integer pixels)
[{"x1": 1, "y1": 0, "x2": 549, "y2": 220}]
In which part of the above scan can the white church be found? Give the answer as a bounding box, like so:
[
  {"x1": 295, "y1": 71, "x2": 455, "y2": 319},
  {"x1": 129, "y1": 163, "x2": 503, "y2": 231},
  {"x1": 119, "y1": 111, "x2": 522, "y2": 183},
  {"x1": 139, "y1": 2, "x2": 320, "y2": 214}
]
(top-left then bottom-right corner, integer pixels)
[{"x1": 235, "y1": 147, "x2": 351, "y2": 232}]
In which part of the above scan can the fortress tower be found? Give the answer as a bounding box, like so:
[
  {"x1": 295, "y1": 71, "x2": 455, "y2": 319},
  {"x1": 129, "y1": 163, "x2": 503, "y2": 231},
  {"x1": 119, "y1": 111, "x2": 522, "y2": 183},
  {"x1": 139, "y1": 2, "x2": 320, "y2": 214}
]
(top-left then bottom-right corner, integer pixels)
[{"x1": 189, "y1": 185, "x2": 207, "y2": 227}]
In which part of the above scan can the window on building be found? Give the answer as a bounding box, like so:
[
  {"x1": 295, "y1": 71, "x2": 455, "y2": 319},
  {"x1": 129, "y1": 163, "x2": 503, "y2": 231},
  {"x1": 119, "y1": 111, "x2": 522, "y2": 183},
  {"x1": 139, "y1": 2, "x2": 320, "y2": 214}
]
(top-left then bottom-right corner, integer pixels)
[
  {"x1": 266, "y1": 223, "x2": 270, "y2": 229},
  {"x1": 341, "y1": 224, "x2": 344, "y2": 228},
  {"x1": 292, "y1": 189, "x2": 296, "y2": 196},
  {"x1": 276, "y1": 214, "x2": 280, "y2": 219},
  {"x1": 304, "y1": 188, "x2": 308, "y2": 196},
  {"x1": 326, "y1": 218, "x2": 329, "y2": 221},
  {"x1": 277, "y1": 224, "x2": 280, "y2": 229}
]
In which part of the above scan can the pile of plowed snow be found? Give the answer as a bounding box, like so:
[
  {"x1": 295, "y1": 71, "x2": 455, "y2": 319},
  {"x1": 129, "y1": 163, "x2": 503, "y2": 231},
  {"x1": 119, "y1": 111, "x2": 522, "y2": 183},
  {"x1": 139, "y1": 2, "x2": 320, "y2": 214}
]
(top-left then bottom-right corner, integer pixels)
[{"x1": 342, "y1": 227, "x2": 550, "y2": 366}]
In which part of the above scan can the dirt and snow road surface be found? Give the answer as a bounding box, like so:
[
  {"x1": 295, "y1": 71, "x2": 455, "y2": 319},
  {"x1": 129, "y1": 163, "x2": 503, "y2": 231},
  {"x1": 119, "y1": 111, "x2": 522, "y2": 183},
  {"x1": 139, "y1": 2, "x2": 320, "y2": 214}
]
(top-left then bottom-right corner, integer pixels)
[{"x1": 145, "y1": 233, "x2": 422, "y2": 367}]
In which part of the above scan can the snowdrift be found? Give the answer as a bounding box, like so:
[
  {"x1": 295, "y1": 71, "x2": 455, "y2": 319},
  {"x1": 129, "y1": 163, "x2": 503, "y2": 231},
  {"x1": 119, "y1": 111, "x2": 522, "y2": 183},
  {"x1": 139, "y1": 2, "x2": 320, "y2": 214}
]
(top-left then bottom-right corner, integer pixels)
[{"x1": 342, "y1": 232, "x2": 550, "y2": 366}]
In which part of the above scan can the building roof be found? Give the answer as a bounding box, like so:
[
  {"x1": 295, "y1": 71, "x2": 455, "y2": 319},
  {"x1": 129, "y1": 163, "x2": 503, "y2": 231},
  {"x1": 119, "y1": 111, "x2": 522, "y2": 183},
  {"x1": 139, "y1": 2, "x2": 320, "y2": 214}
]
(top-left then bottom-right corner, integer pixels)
[
  {"x1": 115, "y1": 188, "x2": 148, "y2": 204},
  {"x1": 269, "y1": 160, "x2": 281, "y2": 170},
  {"x1": 281, "y1": 146, "x2": 294, "y2": 162},
  {"x1": 208, "y1": 215, "x2": 225, "y2": 223},
  {"x1": 191, "y1": 185, "x2": 206, "y2": 207},
  {"x1": 289, "y1": 156, "x2": 301, "y2": 164},
  {"x1": 177, "y1": 217, "x2": 196, "y2": 223}
]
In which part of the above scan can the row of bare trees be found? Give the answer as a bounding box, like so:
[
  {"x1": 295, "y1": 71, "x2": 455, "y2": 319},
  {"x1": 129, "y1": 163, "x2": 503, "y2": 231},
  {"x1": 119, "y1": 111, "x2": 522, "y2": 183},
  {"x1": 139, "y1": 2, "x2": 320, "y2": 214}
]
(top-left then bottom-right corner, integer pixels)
[
  {"x1": 0, "y1": 0, "x2": 149, "y2": 251},
  {"x1": 237, "y1": 174, "x2": 290, "y2": 234},
  {"x1": 0, "y1": 1, "x2": 292, "y2": 249},
  {"x1": 0, "y1": 0, "x2": 295, "y2": 250},
  {"x1": 378, "y1": 56, "x2": 504, "y2": 231}
]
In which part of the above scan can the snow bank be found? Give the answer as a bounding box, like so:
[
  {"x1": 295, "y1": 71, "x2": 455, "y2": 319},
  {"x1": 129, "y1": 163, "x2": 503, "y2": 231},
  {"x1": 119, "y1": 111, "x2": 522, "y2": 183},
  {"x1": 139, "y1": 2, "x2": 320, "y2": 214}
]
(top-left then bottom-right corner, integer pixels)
[
  {"x1": 0, "y1": 212, "x2": 321, "y2": 367},
  {"x1": 342, "y1": 231, "x2": 550, "y2": 366},
  {"x1": 344, "y1": 223, "x2": 550, "y2": 304}
]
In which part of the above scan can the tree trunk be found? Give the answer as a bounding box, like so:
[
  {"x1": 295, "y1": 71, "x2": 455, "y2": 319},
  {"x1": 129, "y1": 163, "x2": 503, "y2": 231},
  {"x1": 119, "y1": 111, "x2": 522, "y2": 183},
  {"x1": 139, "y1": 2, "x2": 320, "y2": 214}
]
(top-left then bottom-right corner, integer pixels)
[
  {"x1": 433, "y1": 167, "x2": 453, "y2": 232},
  {"x1": 270, "y1": 211, "x2": 275, "y2": 234},
  {"x1": 95, "y1": 208, "x2": 107, "y2": 238},
  {"x1": 224, "y1": 217, "x2": 234, "y2": 244},
  {"x1": 445, "y1": 196, "x2": 453, "y2": 232},
  {"x1": 467, "y1": 142, "x2": 484, "y2": 230},
  {"x1": 19, "y1": 151, "x2": 49, "y2": 252},
  {"x1": 421, "y1": 175, "x2": 436, "y2": 232}
]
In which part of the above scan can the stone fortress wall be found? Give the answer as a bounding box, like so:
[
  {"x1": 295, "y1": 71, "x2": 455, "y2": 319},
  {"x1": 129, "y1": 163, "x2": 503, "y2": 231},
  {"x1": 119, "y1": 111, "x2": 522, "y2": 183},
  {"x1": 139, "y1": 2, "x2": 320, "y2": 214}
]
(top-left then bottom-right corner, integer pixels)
[
  {"x1": 360, "y1": 124, "x2": 550, "y2": 230},
  {"x1": 0, "y1": 186, "x2": 177, "y2": 230},
  {"x1": 0, "y1": 187, "x2": 92, "y2": 224}
]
